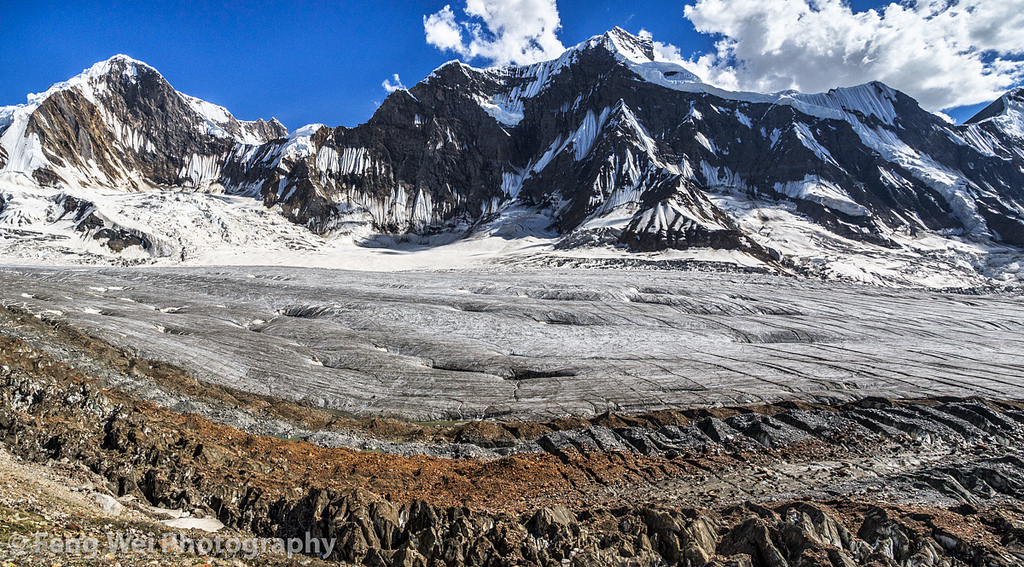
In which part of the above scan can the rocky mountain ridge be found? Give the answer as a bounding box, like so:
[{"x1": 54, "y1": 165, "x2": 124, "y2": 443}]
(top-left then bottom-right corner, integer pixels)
[
  {"x1": 1, "y1": 29, "x2": 1023, "y2": 277},
  {"x1": 0, "y1": 54, "x2": 286, "y2": 191}
]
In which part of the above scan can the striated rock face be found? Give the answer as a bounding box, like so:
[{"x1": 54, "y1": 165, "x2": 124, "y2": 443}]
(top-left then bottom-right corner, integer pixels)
[{"x1": 3, "y1": 30, "x2": 1024, "y2": 255}]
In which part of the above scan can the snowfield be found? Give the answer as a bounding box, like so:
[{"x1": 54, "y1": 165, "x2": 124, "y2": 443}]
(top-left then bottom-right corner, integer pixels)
[
  {"x1": 2, "y1": 264, "x2": 1023, "y2": 421},
  {"x1": 1, "y1": 179, "x2": 1022, "y2": 288}
]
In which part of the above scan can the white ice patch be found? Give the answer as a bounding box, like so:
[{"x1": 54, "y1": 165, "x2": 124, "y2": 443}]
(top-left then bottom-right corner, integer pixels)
[
  {"x1": 314, "y1": 145, "x2": 378, "y2": 179},
  {"x1": 906, "y1": 159, "x2": 986, "y2": 234},
  {"x1": 501, "y1": 169, "x2": 527, "y2": 199},
  {"x1": 608, "y1": 104, "x2": 674, "y2": 173},
  {"x1": 695, "y1": 132, "x2": 716, "y2": 154},
  {"x1": 680, "y1": 158, "x2": 695, "y2": 180},
  {"x1": 122, "y1": 64, "x2": 138, "y2": 82},
  {"x1": 993, "y1": 95, "x2": 1024, "y2": 140},
  {"x1": 629, "y1": 197, "x2": 726, "y2": 234},
  {"x1": 279, "y1": 124, "x2": 325, "y2": 161},
  {"x1": 2, "y1": 132, "x2": 48, "y2": 176},
  {"x1": 184, "y1": 95, "x2": 232, "y2": 125},
  {"x1": 178, "y1": 154, "x2": 223, "y2": 189},
  {"x1": 570, "y1": 109, "x2": 610, "y2": 161},
  {"x1": 700, "y1": 162, "x2": 748, "y2": 193},
  {"x1": 773, "y1": 176, "x2": 869, "y2": 217},
  {"x1": 531, "y1": 136, "x2": 564, "y2": 174},
  {"x1": 315, "y1": 146, "x2": 339, "y2": 173},
  {"x1": 622, "y1": 60, "x2": 702, "y2": 91},
  {"x1": 0, "y1": 106, "x2": 16, "y2": 135},
  {"x1": 477, "y1": 99, "x2": 524, "y2": 127},
  {"x1": 788, "y1": 83, "x2": 900, "y2": 126},
  {"x1": 952, "y1": 124, "x2": 1005, "y2": 158},
  {"x1": 105, "y1": 114, "x2": 154, "y2": 153},
  {"x1": 793, "y1": 123, "x2": 837, "y2": 165}
]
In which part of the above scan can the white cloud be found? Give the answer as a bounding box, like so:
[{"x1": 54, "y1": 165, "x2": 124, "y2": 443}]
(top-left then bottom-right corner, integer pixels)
[
  {"x1": 676, "y1": 0, "x2": 1024, "y2": 111},
  {"x1": 423, "y1": 0, "x2": 565, "y2": 66},
  {"x1": 382, "y1": 74, "x2": 406, "y2": 93},
  {"x1": 424, "y1": 6, "x2": 466, "y2": 54}
]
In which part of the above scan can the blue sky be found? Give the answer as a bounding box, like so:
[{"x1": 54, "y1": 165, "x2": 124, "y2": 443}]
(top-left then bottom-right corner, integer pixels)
[{"x1": 1, "y1": 1, "x2": 1020, "y2": 129}]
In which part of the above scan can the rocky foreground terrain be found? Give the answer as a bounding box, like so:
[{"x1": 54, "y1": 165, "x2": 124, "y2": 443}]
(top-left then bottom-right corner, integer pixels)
[{"x1": 2, "y1": 267, "x2": 1024, "y2": 566}]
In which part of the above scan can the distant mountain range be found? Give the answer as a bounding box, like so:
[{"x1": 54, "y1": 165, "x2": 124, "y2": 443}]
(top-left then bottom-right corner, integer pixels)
[{"x1": 1, "y1": 28, "x2": 1023, "y2": 283}]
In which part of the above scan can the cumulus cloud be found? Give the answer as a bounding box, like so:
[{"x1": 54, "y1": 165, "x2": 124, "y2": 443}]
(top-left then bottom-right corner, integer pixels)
[
  {"x1": 424, "y1": 6, "x2": 466, "y2": 54},
  {"x1": 675, "y1": 0, "x2": 1024, "y2": 111},
  {"x1": 423, "y1": 0, "x2": 565, "y2": 66},
  {"x1": 382, "y1": 74, "x2": 406, "y2": 93}
]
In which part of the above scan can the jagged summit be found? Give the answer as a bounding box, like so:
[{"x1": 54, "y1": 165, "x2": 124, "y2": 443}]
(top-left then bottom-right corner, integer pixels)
[
  {"x1": 589, "y1": 27, "x2": 704, "y2": 87},
  {"x1": 42, "y1": 54, "x2": 153, "y2": 94},
  {"x1": 81, "y1": 53, "x2": 153, "y2": 76},
  {"x1": 589, "y1": 26, "x2": 656, "y2": 62},
  {"x1": 966, "y1": 86, "x2": 1024, "y2": 131}
]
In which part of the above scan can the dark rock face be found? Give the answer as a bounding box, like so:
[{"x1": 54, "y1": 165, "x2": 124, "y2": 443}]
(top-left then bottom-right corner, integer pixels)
[
  {"x1": 3, "y1": 34, "x2": 1024, "y2": 254},
  {"x1": 1, "y1": 55, "x2": 285, "y2": 191},
  {"x1": 93, "y1": 227, "x2": 151, "y2": 252},
  {"x1": 219, "y1": 28, "x2": 1024, "y2": 251},
  {"x1": 26, "y1": 61, "x2": 223, "y2": 187}
]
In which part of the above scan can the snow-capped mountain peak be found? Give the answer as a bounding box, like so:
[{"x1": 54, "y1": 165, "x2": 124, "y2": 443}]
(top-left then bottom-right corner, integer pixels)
[
  {"x1": 2, "y1": 32, "x2": 1024, "y2": 287},
  {"x1": 0, "y1": 55, "x2": 151, "y2": 143},
  {"x1": 966, "y1": 86, "x2": 1024, "y2": 142},
  {"x1": 27, "y1": 54, "x2": 152, "y2": 106},
  {"x1": 182, "y1": 94, "x2": 289, "y2": 146},
  {"x1": 422, "y1": 27, "x2": 703, "y2": 131},
  {"x1": 0, "y1": 54, "x2": 286, "y2": 191},
  {"x1": 591, "y1": 27, "x2": 656, "y2": 63}
]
